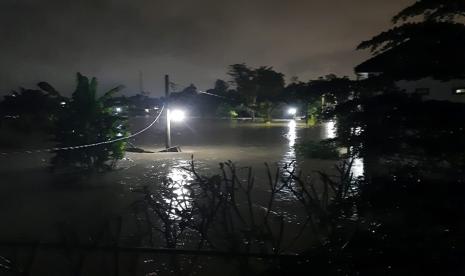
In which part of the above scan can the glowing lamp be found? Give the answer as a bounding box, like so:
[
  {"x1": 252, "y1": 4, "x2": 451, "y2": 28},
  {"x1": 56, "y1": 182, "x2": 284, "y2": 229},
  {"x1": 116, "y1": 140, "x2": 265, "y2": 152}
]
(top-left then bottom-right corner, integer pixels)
[
  {"x1": 170, "y1": 109, "x2": 186, "y2": 122},
  {"x1": 288, "y1": 108, "x2": 297, "y2": 116}
]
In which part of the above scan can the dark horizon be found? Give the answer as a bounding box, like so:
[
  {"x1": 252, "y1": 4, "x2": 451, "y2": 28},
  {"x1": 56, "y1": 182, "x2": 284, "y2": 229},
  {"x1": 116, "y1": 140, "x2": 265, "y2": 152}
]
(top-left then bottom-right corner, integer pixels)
[{"x1": 0, "y1": 0, "x2": 412, "y2": 96}]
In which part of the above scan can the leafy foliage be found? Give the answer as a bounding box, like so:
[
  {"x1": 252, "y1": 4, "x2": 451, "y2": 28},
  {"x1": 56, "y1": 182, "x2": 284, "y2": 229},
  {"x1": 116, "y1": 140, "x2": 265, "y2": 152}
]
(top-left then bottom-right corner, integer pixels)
[
  {"x1": 228, "y1": 64, "x2": 285, "y2": 122},
  {"x1": 357, "y1": 21, "x2": 465, "y2": 54},
  {"x1": 284, "y1": 75, "x2": 353, "y2": 124},
  {"x1": 215, "y1": 102, "x2": 238, "y2": 118},
  {"x1": 330, "y1": 91, "x2": 465, "y2": 170},
  {"x1": 51, "y1": 73, "x2": 128, "y2": 172},
  {"x1": 0, "y1": 86, "x2": 64, "y2": 132},
  {"x1": 392, "y1": 0, "x2": 465, "y2": 23},
  {"x1": 357, "y1": 0, "x2": 465, "y2": 80}
]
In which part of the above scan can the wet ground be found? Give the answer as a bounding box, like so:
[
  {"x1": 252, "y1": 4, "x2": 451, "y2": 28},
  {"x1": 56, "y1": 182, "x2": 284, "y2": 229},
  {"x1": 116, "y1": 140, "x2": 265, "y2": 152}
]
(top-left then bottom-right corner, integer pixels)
[{"x1": 0, "y1": 118, "x2": 340, "y2": 244}]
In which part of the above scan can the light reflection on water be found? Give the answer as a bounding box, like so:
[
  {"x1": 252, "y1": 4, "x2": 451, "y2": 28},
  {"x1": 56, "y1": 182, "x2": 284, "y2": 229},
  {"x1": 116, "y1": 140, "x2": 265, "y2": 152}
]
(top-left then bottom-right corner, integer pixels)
[
  {"x1": 323, "y1": 120, "x2": 337, "y2": 139},
  {"x1": 286, "y1": 120, "x2": 297, "y2": 147},
  {"x1": 164, "y1": 160, "x2": 193, "y2": 219},
  {"x1": 281, "y1": 120, "x2": 297, "y2": 169},
  {"x1": 282, "y1": 121, "x2": 297, "y2": 170},
  {"x1": 167, "y1": 160, "x2": 193, "y2": 186},
  {"x1": 323, "y1": 119, "x2": 365, "y2": 178},
  {"x1": 351, "y1": 154, "x2": 365, "y2": 179},
  {"x1": 277, "y1": 120, "x2": 298, "y2": 201}
]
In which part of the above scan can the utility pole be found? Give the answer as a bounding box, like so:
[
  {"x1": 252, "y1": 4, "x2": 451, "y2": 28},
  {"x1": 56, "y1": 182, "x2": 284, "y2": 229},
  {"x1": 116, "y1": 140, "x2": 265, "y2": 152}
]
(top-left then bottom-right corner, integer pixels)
[
  {"x1": 139, "y1": 71, "x2": 144, "y2": 95},
  {"x1": 165, "y1": 74, "x2": 171, "y2": 149}
]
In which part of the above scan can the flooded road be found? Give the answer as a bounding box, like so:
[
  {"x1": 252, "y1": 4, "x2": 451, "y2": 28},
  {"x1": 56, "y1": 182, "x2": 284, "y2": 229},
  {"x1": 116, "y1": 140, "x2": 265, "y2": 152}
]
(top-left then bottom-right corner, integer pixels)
[{"x1": 0, "y1": 118, "x2": 343, "y2": 243}]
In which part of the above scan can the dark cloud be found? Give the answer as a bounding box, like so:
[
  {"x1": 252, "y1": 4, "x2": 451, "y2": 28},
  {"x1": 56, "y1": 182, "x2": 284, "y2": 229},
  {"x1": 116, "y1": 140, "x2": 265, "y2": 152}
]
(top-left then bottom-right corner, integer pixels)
[{"x1": 0, "y1": 0, "x2": 412, "y2": 96}]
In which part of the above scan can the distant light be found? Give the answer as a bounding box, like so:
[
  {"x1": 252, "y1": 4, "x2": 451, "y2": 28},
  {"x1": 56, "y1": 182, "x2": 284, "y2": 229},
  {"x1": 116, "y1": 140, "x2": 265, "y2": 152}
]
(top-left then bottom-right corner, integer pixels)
[
  {"x1": 115, "y1": 107, "x2": 122, "y2": 113},
  {"x1": 60, "y1": 101, "x2": 66, "y2": 106},
  {"x1": 145, "y1": 109, "x2": 150, "y2": 113},
  {"x1": 116, "y1": 133, "x2": 123, "y2": 137},
  {"x1": 288, "y1": 108, "x2": 297, "y2": 116},
  {"x1": 170, "y1": 109, "x2": 186, "y2": 122},
  {"x1": 454, "y1": 88, "x2": 465, "y2": 94},
  {"x1": 153, "y1": 107, "x2": 160, "y2": 110}
]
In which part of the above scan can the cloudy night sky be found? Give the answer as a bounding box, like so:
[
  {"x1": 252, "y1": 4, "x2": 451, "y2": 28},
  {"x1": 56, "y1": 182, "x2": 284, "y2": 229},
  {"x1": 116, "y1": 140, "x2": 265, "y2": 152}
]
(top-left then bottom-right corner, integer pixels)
[{"x1": 0, "y1": 0, "x2": 411, "y2": 96}]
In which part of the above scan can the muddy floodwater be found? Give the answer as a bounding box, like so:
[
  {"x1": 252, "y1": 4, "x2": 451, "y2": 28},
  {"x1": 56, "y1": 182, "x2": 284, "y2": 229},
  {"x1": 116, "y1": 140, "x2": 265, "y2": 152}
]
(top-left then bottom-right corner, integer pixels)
[{"x1": 0, "y1": 118, "x2": 343, "y2": 243}]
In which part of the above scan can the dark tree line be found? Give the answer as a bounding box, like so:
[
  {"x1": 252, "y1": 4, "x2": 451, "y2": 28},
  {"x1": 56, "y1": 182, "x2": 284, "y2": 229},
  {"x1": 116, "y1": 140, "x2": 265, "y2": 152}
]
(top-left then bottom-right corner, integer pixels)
[
  {"x1": 0, "y1": 73, "x2": 128, "y2": 172},
  {"x1": 168, "y1": 65, "x2": 355, "y2": 124}
]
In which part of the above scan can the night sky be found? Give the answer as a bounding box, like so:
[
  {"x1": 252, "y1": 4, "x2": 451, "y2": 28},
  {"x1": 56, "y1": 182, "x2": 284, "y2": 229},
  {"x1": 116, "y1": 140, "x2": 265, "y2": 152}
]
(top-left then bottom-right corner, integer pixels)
[{"x1": 0, "y1": 0, "x2": 411, "y2": 96}]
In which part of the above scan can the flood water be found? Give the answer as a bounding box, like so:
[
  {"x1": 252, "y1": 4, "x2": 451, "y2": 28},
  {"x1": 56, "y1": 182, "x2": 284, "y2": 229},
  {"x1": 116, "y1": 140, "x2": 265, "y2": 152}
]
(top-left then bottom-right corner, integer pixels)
[
  {"x1": 127, "y1": 117, "x2": 338, "y2": 178},
  {"x1": 0, "y1": 118, "x2": 345, "y2": 244}
]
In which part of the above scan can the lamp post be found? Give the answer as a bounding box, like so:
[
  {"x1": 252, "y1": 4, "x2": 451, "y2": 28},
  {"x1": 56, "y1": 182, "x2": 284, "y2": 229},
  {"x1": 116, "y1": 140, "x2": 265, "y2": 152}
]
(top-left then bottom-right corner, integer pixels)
[
  {"x1": 165, "y1": 74, "x2": 171, "y2": 149},
  {"x1": 160, "y1": 75, "x2": 185, "y2": 152}
]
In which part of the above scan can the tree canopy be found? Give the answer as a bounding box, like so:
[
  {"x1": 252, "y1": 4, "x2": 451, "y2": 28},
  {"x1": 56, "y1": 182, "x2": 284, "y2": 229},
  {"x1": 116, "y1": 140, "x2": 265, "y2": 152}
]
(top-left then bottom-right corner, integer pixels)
[
  {"x1": 392, "y1": 0, "x2": 465, "y2": 23},
  {"x1": 228, "y1": 64, "x2": 285, "y2": 121},
  {"x1": 357, "y1": 0, "x2": 465, "y2": 80}
]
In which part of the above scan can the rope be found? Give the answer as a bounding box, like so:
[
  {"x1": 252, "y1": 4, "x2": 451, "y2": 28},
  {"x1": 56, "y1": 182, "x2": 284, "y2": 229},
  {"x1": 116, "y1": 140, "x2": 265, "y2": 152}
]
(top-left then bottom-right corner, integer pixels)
[{"x1": 0, "y1": 105, "x2": 165, "y2": 156}]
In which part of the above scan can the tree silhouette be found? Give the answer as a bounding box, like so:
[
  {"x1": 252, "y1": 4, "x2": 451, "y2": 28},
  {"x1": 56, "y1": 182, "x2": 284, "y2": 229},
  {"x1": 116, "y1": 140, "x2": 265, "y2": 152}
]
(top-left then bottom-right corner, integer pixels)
[
  {"x1": 357, "y1": 0, "x2": 465, "y2": 80},
  {"x1": 392, "y1": 0, "x2": 465, "y2": 23},
  {"x1": 287, "y1": 75, "x2": 353, "y2": 125},
  {"x1": 228, "y1": 64, "x2": 284, "y2": 122},
  {"x1": 228, "y1": 64, "x2": 258, "y2": 119},
  {"x1": 52, "y1": 73, "x2": 128, "y2": 172},
  {"x1": 0, "y1": 85, "x2": 64, "y2": 132}
]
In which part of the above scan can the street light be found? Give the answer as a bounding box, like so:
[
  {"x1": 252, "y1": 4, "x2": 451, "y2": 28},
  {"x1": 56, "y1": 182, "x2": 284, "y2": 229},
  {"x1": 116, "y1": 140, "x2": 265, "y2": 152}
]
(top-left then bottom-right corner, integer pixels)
[
  {"x1": 288, "y1": 107, "x2": 297, "y2": 116},
  {"x1": 162, "y1": 75, "x2": 183, "y2": 152},
  {"x1": 170, "y1": 109, "x2": 186, "y2": 122}
]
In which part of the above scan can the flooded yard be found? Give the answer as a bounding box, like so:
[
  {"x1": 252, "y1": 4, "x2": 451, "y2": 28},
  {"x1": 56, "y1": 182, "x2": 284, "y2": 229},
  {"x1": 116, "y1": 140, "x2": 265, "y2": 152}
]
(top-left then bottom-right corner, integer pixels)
[{"x1": 0, "y1": 118, "x2": 341, "y2": 245}]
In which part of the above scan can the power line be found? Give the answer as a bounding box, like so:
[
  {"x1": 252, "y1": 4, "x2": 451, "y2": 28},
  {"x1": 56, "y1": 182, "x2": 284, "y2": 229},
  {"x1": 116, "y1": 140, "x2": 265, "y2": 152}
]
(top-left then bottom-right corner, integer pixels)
[
  {"x1": 0, "y1": 105, "x2": 165, "y2": 157},
  {"x1": 197, "y1": 90, "x2": 229, "y2": 99}
]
